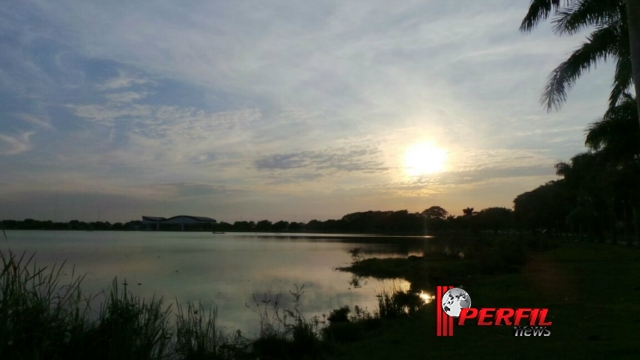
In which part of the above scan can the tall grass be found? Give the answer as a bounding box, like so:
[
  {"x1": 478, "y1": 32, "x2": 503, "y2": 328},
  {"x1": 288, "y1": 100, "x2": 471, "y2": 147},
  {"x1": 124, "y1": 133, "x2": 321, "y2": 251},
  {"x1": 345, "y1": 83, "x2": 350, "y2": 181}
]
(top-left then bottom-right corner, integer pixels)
[
  {"x1": 376, "y1": 289, "x2": 422, "y2": 319},
  {"x1": 89, "y1": 278, "x2": 172, "y2": 360},
  {"x1": 0, "y1": 250, "x2": 91, "y2": 359},
  {"x1": 0, "y1": 251, "x2": 177, "y2": 359},
  {"x1": 247, "y1": 285, "x2": 327, "y2": 359},
  {"x1": 175, "y1": 301, "x2": 249, "y2": 360},
  {"x1": 1, "y1": 249, "x2": 424, "y2": 359},
  {"x1": 0, "y1": 249, "x2": 254, "y2": 359}
]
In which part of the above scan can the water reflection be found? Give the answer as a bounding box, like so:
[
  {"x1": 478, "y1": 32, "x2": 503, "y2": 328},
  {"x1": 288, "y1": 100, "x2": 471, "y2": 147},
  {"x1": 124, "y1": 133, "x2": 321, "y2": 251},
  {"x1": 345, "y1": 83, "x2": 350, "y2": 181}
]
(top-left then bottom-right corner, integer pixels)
[
  {"x1": 1, "y1": 231, "x2": 428, "y2": 335},
  {"x1": 348, "y1": 274, "x2": 364, "y2": 289},
  {"x1": 418, "y1": 291, "x2": 434, "y2": 304}
]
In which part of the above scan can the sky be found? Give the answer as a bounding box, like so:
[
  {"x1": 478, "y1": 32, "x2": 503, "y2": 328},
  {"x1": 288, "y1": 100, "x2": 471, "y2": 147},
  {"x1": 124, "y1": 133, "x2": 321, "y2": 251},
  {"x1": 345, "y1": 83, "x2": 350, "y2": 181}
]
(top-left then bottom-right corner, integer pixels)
[{"x1": 0, "y1": 0, "x2": 618, "y2": 223}]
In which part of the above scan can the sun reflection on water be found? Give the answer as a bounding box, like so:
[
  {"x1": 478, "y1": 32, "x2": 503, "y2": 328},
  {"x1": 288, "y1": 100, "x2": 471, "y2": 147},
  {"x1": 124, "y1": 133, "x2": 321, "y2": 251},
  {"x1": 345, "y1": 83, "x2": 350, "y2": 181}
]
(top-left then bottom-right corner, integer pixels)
[{"x1": 418, "y1": 291, "x2": 434, "y2": 304}]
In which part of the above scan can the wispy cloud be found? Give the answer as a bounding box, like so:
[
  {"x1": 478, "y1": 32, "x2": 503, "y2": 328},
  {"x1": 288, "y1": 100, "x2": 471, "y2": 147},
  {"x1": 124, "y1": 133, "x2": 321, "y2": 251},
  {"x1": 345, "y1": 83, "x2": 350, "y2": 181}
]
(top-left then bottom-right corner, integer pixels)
[
  {"x1": 17, "y1": 114, "x2": 53, "y2": 130},
  {"x1": 105, "y1": 91, "x2": 147, "y2": 103},
  {"x1": 96, "y1": 72, "x2": 150, "y2": 90},
  {"x1": 0, "y1": 132, "x2": 34, "y2": 155},
  {"x1": 255, "y1": 145, "x2": 387, "y2": 173},
  {"x1": 0, "y1": 0, "x2": 612, "y2": 221}
]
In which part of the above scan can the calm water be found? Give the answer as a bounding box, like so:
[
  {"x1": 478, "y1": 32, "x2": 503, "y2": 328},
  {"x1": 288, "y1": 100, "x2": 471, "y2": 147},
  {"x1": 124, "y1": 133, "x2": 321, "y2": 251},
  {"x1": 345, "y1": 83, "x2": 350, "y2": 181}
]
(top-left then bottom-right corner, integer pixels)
[{"x1": 1, "y1": 231, "x2": 428, "y2": 335}]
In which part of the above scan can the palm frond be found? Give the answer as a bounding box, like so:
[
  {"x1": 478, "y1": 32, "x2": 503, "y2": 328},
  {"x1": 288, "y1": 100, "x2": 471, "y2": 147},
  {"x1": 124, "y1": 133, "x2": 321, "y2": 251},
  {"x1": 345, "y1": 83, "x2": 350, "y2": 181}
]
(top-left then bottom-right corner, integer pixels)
[
  {"x1": 552, "y1": 0, "x2": 623, "y2": 35},
  {"x1": 555, "y1": 161, "x2": 572, "y2": 177},
  {"x1": 621, "y1": 91, "x2": 635, "y2": 102},
  {"x1": 570, "y1": 152, "x2": 598, "y2": 168},
  {"x1": 542, "y1": 25, "x2": 619, "y2": 110},
  {"x1": 520, "y1": 0, "x2": 571, "y2": 32},
  {"x1": 586, "y1": 97, "x2": 639, "y2": 160},
  {"x1": 608, "y1": 55, "x2": 633, "y2": 108},
  {"x1": 603, "y1": 96, "x2": 637, "y2": 120}
]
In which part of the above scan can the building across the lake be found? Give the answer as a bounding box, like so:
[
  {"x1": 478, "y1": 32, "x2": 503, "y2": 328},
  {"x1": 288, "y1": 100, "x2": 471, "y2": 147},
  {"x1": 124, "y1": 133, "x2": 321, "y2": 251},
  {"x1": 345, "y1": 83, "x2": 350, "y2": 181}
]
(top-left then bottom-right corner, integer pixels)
[{"x1": 141, "y1": 215, "x2": 217, "y2": 231}]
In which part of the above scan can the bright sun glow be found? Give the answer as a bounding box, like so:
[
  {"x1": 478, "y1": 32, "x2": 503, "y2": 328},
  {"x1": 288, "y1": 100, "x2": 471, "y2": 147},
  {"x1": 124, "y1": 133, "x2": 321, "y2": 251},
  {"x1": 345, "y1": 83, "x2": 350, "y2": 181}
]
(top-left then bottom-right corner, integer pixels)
[
  {"x1": 404, "y1": 142, "x2": 447, "y2": 176},
  {"x1": 419, "y1": 291, "x2": 434, "y2": 304}
]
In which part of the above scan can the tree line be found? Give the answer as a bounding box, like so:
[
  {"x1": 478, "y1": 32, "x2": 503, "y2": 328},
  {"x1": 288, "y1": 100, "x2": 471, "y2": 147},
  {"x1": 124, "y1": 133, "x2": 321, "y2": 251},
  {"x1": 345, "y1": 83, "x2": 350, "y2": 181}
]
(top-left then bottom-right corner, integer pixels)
[
  {"x1": 0, "y1": 206, "x2": 516, "y2": 235},
  {"x1": 513, "y1": 96, "x2": 640, "y2": 242},
  {"x1": 511, "y1": 1, "x2": 640, "y2": 244}
]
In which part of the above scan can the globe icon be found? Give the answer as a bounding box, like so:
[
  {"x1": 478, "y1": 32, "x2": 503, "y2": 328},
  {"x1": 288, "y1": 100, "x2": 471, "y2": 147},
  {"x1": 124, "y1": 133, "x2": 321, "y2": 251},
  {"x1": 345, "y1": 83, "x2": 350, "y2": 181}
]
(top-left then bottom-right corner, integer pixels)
[{"x1": 441, "y1": 287, "x2": 471, "y2": 317}]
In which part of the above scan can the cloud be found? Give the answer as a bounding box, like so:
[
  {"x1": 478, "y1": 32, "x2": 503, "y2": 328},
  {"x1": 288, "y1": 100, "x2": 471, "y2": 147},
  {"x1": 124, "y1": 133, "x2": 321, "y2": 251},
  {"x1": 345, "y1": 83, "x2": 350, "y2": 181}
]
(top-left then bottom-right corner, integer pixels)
[
  {"x1": 254, "y1": 145, "x2": 388, "y2": 173},
  {"x1": 145, "y1": 182, "x2": 239, "y2": 199},
  {"x1": 446, "y1": 148, "x2": 556, "y2": 173},
  {"x1": 438, "y1": 165, "x2": 555, "y2": 186},
  {"x1": 0, "y1": 0, "x2": 618, "y2": 221},
  {"x1": 0, "y1": 132, "x2": 34, "y2": 155},
  {"x1": 96, "y1": 72, "x2": 150, "y2": 90},
  {"x1": 276, "y1": 108, "x2": 324, "y2": 124},
  {"x1": 133, "y1": 107, "x2": 262, "y2": 139},
  {"x1": 17, "y1": 113, "x2": 53, "y2": 130},
  {"x1": 66, "y1": 103, "x2": 153, "y2": 124},
  {"x1": 57, "y1": 95, "x2": 263, "y2": 185},
  {"x1": 105, "y1": 91, "x2": 147, "y2": 103},
  {"x1": 66, "y1": 97, "x2": 262, "y2": 156}
]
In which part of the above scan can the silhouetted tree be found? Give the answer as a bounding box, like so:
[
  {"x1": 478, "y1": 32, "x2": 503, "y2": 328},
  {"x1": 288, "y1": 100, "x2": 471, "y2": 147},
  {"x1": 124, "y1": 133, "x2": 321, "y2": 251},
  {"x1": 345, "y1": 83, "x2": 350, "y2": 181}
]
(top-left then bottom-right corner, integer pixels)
[
  {"x1": 255, "y1": 220, "x2": 273, "y2": 231},
  {"x1": 520, "y1": 0, "x2": 632, "y2": 110},
  {"x1": 421, "y1": 206, "x2": 449, "y2": 219},
  {"x1": 271, "y1": 221, "x2": 290, "y2": 232},
  {"x1": 585, "y1": 96, "x2": 640, "y2": 242},
  {"x1": 232, "y1": 221, "x2": 254, "y2": 231},
  {"x1": 420, "y1": 206, "x2": 449, "y2": 232},
  {"x1": 555, "y1": 152, "x2": 610, "y2": 240},
  {"x1": 514, "y1": 180, "x2": 573, "y2": 233},
  {"x1": 475, "y1": 207, "x2": 513, "y2": 234}
]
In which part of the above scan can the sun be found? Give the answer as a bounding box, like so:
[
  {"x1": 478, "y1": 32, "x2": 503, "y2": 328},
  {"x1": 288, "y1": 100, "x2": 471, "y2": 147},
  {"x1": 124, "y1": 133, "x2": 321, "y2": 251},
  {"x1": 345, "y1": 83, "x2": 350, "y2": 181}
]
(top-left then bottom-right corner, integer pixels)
[{"x1": 404, "y1": 142, "x2": 447, "y2": 176}]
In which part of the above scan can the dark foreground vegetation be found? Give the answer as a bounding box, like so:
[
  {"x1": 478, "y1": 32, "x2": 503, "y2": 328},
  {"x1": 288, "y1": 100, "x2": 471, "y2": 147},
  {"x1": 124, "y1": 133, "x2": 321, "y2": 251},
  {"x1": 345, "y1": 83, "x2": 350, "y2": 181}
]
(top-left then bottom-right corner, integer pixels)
[
  {"x1": 333, "y1": 239, "x2": 640, "y2": 360},
  {"x1": 339, "y1": 232, "x2": 542, "y2": 292},
  {"x1": 3, "y1": 230, "x2": 637, "y2": 360},
  {"x1": 0, "y1": 247, "x2": 426, "y2": 360}
]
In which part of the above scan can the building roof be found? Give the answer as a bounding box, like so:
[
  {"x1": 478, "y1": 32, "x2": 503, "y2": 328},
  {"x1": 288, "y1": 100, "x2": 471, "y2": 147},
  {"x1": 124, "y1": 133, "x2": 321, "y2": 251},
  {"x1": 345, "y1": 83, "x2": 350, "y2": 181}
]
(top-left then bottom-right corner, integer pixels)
[
  {"x1": 142, "y1": 215, "x2": 217, "y2": 223},
  {"x1": 142, "y1": 216, "x2": 166, "y2": 222}
]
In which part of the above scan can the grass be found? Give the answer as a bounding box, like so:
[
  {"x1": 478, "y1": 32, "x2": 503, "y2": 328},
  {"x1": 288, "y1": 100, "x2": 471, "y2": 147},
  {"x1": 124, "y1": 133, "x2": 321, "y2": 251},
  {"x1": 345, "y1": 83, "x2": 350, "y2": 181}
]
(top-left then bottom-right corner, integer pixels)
[
  {"x1": 0, "y1": 251, "x2": 92, "y2": 359},
  {"x1": 89, "y1": 279, "x2": 173, "y2": 360},
  {"x1": 246, "y1": 285, "x2": 330, "y2": 359},
  {"x1": 0, "y1": 251, "x2": 340, "y2": 359},
  {"x1": 175, "y1": 302, "x2": 249, "y2": 360},
  {"x1": 0, "y1": 250, "x2": 239, "y2": 360},
  {"x1": 339, "y1": 232, "x2": 536, "y2": 291},
  {"x1": 329, "y1": 240, "x2": 640, "y2": 359}
]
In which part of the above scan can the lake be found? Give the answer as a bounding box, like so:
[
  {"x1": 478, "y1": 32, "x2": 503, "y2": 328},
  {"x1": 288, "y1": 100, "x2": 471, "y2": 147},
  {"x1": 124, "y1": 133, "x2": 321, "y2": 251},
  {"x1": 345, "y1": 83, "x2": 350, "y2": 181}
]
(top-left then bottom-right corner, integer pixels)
[{"x1": 0, "y1": 231, "x2": 429, "y2": 335}]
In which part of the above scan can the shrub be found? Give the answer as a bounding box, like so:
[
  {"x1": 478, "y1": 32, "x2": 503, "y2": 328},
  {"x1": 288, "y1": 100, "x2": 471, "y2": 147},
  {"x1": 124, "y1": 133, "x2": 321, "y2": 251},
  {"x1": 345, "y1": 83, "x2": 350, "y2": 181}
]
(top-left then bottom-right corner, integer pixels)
[
  {"x1": 327, "y1": 306, "x2": 350, "y2": 324},
  {"x1": 376, "y1": 289, "x2": 423, "y2": 319}
]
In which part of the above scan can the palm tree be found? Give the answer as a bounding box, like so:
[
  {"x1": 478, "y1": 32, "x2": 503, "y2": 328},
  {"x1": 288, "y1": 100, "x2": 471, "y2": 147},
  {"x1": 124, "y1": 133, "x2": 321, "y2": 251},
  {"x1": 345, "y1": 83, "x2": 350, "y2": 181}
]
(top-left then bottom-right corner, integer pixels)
[
  {"x1": 554, "y1": 152, "x2": 609, "y2": 240},
  {"x1": 462, "y1": 207, "x2": 476, "y2": 217},
  {"x1": 626, "y1": 1, "x2": 640, "y2": 133},
  {"x1": 554, "y1": 152, "x2": 601, "y2": 209},
  {"x1": 513, "y1": 180, "x2": 573, "y2": 233},
  {"x1": 520, "y1": 0, "x2": 631, "y2": 110},
  {"x1": 586, "y1": 94, "x2": 640, "y2": 162},
  {"x1": 585, "y1": 95, "x2": 640, "y2": 243}
]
